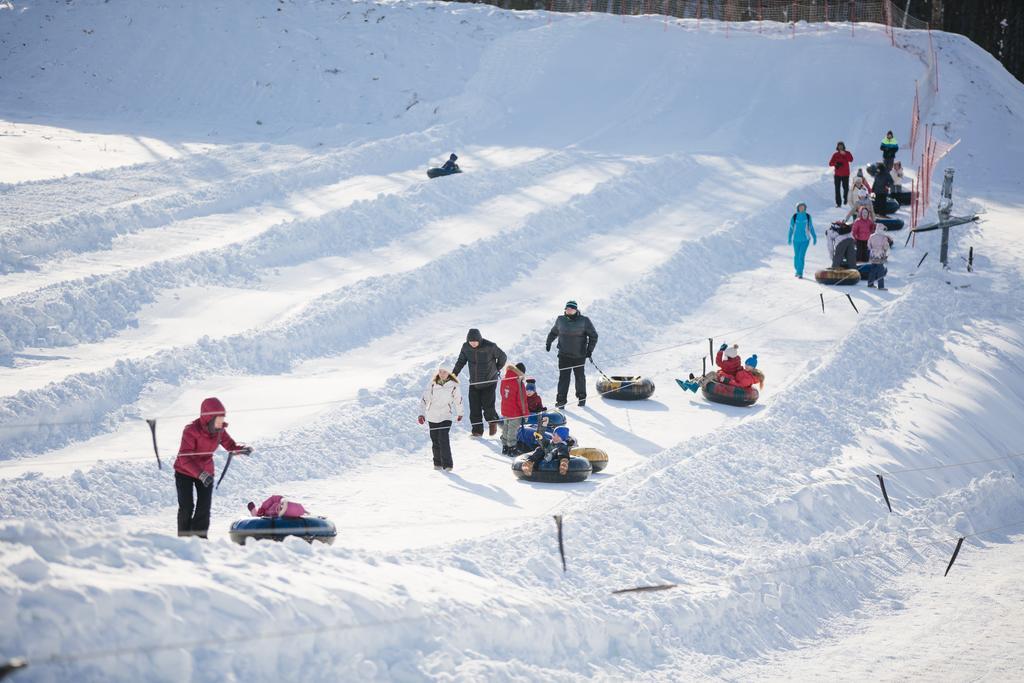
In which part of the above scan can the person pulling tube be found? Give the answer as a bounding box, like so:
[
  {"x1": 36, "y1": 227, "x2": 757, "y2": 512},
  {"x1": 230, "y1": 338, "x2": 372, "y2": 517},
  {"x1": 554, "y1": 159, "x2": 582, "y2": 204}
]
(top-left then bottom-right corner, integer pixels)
[{"x1": 173, "y1": 397, "x2": 252, "y2": 538}]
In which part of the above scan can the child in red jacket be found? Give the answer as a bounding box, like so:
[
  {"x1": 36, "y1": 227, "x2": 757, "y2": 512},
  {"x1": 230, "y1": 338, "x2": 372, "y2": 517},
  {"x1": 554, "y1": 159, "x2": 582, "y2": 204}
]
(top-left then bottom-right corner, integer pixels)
[
  {"x1": 500, "y1": 363, "x2": 529, "y2": 456},
  {"x1": 715, "y1": 343, "x2": 743, "y2": 382},
  {"x1": 174, "y1": 397, "x2": 251, "y2": 538},
  {"x1": 524, "y1": 378, "x2": 546, "y2": 414}
]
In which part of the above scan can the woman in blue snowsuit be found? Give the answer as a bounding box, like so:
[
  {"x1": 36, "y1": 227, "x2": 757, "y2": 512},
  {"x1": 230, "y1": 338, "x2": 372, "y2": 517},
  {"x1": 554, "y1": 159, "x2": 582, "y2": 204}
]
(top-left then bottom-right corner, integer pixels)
[{"x1": 787, "y1": 203, "x2": 817, "y2": 279}]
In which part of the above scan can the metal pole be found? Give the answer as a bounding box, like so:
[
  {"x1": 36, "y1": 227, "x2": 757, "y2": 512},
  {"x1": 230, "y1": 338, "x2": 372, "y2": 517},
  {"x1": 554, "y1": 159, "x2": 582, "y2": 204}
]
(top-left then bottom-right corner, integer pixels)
[{"x1": 938, "y1": 168, "x2": 954, "y2": 267}]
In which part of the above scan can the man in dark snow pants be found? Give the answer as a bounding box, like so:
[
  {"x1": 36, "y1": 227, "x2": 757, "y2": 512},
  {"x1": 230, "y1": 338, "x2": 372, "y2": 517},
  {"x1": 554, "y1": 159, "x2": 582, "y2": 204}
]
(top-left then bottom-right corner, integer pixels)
[
  {"x1": 545, "y1": 300, "x2": 599, "y2": 408},
  {"x1": 452, "y1": 328, "x2": 507, "y2": 437}
]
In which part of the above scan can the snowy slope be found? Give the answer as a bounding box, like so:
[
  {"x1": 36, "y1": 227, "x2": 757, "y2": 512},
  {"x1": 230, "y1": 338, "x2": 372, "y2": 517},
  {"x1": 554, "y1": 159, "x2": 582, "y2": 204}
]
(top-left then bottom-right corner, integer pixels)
[{"x1": 2, "y1": 1, "x2": 1024, "y2": 681}]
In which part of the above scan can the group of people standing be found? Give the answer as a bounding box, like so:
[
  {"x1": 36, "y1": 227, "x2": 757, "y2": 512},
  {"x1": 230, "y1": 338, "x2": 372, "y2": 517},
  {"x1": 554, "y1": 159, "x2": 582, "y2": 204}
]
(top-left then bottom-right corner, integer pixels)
[
  {"x1": 789, "y1": 131, "x2": 902, "y2": 287},
  {"x1": 417, "y1": 300, "x2": 599, "y2": 471}
]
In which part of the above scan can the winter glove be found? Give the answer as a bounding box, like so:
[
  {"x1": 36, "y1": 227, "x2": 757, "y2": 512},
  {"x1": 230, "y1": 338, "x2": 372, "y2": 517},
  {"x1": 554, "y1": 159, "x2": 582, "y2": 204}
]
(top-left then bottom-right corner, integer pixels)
[
  {"x1": 545, "y1": 343, "x2": 551, "y2": 352},
  {"x1": 719, "y1": 343, "x2": 728, "y2": 351},
  {"x1": 197, "y1": 471, "x2": 214, "y2": 488},
  {"x1": 236, "y1": 445, "x2": 253, "y2": 456},
  {"x1": 417, "y1": 415, "x2": 426, "y2": 425},
  {"x1": 813, "y1": 238, "x2": 818, "y2": 245}
]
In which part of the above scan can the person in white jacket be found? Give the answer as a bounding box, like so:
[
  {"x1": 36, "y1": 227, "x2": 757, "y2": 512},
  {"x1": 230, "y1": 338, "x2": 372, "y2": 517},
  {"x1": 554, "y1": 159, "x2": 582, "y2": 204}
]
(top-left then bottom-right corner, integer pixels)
[
  {"x1": 867, "y1": 226, "x2": 892, "y2": 290},
  {"x1": 418, "y1": 367, "x2": 464, "y2": 471}
]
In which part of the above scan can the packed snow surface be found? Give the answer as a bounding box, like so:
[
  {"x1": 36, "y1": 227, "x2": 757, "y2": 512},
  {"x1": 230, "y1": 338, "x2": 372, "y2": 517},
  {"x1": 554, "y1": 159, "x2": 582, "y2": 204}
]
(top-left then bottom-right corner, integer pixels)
[{"x1": 2, "y1": 1, "x2": 1024, "y2": 681}]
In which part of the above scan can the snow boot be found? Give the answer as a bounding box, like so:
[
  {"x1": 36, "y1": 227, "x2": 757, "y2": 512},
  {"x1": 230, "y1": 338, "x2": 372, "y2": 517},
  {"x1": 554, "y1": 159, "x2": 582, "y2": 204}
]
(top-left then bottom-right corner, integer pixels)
[
  {"x1": 488, "y1": 421, "x2": 499, "y2": 437},
  {"x1": 577, "y1": 398, "x2": 586, "y2": 407}
]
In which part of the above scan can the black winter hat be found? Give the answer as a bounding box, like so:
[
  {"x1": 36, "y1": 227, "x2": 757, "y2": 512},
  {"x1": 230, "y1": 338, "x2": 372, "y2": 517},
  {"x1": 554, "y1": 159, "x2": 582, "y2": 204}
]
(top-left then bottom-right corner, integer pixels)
[
  {"x1": 450, "y1": 153, "x2": 458, "y2": 160},
  {"x1": 515, "y1": 362, "x2": 526, "y2": 373},
  {"x1": 466, "y1": 328, "x2": 482, "y2": 343},
  {"x1": 564, "y1": 300, "x2": 578, "y2": 310}
]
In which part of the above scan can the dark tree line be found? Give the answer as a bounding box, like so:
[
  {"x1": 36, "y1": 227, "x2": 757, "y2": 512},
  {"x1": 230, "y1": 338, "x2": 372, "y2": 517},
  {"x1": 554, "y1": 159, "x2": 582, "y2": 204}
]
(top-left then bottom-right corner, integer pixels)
[
  {"x1": 906, "y1": 0, "x2": 1024, "y2": 84},
  {"x1": 454, "y1": 1, "x2": 1023, "y2": 83}
]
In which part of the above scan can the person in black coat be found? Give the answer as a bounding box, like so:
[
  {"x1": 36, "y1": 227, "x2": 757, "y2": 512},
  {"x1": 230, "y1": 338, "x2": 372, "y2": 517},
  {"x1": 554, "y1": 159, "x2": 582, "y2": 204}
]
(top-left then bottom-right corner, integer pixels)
[
  {"x1": 545, "y1": 300, "x2": 598, "y2": 408},
  {"x1": 452, "y1": 328, "x2": 507, "y2": 436},
  {"x1": 871, "y1": 164, "x2": 895, "y2": 215},
  {"x1": 441, "y1": 153, "x2": 459, "y2": 173}
]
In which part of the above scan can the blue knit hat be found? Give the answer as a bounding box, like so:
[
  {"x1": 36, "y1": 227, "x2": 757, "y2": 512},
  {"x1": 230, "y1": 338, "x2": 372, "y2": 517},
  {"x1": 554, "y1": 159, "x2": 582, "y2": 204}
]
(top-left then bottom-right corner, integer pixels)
[
  {"x1": 525, "y1": 380, "x2": 536, "y2": 392},
  {"x1": 553, "y1": 426, "x2": 570, "y2": 440},
  {"x1": 745, "y1": 354, "x2": 758, "y2": 368}
]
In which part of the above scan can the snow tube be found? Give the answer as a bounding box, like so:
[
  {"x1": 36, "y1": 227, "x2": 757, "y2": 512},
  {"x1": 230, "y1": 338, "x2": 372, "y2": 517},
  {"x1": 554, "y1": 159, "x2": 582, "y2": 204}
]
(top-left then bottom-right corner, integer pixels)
[
  {"x1": 830, "y1": 221, "x2": 852, "y2": 235},
  {"x1": 815, "y1": 268, "x2": 860, "y2": 285},
  {"x1": 229, "y1": 516, "x2": 337, "y2": 546},
  {"x1": 525, "y1": 410, "x2": 567, "y2": 428},
  {"x1": 877, "y1": 217, "x2": 904, "y2": 231},
  {"x1": 511, "y1": 455, "x2": 591, "y2": 483},
  {"x1": 595, "y1": 375, "x2": 655, "y2": 400},
  {"x1": 570, "y1": 446, "x2": 608, "y2": 473},
  {"x1": 701, "y1": 380, "x2": 759, "y2": 407},
  {"x1": 426, "y1": 167, "x2": 462, "y2": 179},
  {"x1": 894, "y1": 190, "x2": 912, "y2": 206},
  {"x1": 875, "y1": 197, "x2": 900, "y2": 216}
]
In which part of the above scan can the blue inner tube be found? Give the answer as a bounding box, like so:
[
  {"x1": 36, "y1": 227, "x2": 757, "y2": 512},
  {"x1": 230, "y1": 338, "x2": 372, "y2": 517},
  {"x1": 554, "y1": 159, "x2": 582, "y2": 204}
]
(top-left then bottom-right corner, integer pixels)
[
  {"x1": 511, "y1": 455, "x2": 591, "y2": 483},
  {"x1": 595, "y1": 375, "x2": 655, "y2": 400},
  {"x1": 525, "y1": 411, "x2": 567, "y2": 427},
  {"x1": 701, "y1": 380, "x2": 759, "y2": 407},
  {"x1": 230, "y1": 516, "x2": 337, "y2": 545}
]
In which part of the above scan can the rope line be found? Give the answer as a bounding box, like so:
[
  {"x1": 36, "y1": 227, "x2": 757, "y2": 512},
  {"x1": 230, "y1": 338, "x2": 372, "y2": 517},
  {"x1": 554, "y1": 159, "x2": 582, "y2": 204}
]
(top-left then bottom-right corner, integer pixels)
[{"x1": 0, "y1": 289, "x2": 863, "y2": 434}]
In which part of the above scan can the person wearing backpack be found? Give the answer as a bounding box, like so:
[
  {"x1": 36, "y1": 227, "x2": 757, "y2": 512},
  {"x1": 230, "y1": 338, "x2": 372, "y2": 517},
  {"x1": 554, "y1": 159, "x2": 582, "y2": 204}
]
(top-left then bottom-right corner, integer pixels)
[
  {"x1": 787, "y1": 203, "x2": 817, "y2": 279},
  {"x1": 173, "y1": 397, "x2": 252, "y2": 538},
  {"x1": 828, "y1": 142, "x2": 854, "y2": 207}
]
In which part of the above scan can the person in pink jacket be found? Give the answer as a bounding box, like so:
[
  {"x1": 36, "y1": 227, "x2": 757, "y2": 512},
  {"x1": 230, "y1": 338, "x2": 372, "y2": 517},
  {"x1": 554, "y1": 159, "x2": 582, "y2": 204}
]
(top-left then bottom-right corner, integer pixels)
[
  {"x1": 174, "y1": 397, "x2": 251, "y2": 538},
  {"x1": 851, "y1": 207, "x2": 876, "y2": 263}
]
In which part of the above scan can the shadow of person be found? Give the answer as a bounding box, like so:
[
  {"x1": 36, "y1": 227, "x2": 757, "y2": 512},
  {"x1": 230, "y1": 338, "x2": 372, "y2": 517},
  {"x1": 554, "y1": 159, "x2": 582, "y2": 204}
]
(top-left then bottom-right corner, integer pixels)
[
  {"x1": 444, "y1": 472, "x2": 520, "y2": 508},
  {"x1": 566, "y1": 406, "x2": 663, "y2": 455}
]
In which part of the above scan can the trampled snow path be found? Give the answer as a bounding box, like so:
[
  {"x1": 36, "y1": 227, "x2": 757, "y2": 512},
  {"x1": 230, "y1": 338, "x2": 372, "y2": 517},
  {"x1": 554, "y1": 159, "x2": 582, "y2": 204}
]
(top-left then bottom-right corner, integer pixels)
[{"x1": 2, "y1": 2, "x2": 1024, "y2": 681}]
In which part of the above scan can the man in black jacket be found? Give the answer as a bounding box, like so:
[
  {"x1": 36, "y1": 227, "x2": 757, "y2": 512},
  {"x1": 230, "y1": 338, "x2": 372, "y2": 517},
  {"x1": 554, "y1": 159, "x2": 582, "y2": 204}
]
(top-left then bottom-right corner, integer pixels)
[
  {"x1": 545, "y1": 300, "x2": 599, "y2": 408},
  {"x1": 452, "y1": 328, "x2": 507, "y2": 436}
]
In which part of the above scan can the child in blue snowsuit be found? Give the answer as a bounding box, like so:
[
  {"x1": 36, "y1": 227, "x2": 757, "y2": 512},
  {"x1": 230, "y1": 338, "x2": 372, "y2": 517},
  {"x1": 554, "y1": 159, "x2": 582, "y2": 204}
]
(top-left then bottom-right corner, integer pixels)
[
  {"x1": 787, "y1": 203, "x2": 817, "y2": 279},
  {"x1": 521, "y1": 426, "x2": 572, "y2": 477}
]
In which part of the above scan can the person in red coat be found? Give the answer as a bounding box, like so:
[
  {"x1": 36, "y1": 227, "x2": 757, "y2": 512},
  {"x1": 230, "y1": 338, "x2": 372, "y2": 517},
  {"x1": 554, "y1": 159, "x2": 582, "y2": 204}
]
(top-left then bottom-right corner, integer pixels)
[
  {"x1": 524, "y1": 378, "x2": 546, "y2": 414},
  {"x1": 173, "y1": 397, "x2": 251, "y2": 538},
  {"x1": 499, "y1": 363, "x2": 529, "y2": 456},
  {"x1": 829, "y1": 141, "x2": 854, "y2": 207},
  {"x1": 715, "y1": 344, "x2": 743, "y2": 381}
]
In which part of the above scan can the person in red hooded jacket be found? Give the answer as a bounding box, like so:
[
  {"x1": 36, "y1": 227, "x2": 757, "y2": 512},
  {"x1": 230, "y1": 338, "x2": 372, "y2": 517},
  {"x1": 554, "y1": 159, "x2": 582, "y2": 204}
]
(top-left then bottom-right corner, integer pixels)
[
  {"x1": 173, "y1": 397, "x2": 251, "y2": 538},
  {"x1": 715, "y1": 343, "x2": 743, "y2": 382},
  {"x1": 499, "y1": 362, "x2": 529, "y2": 456}
]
